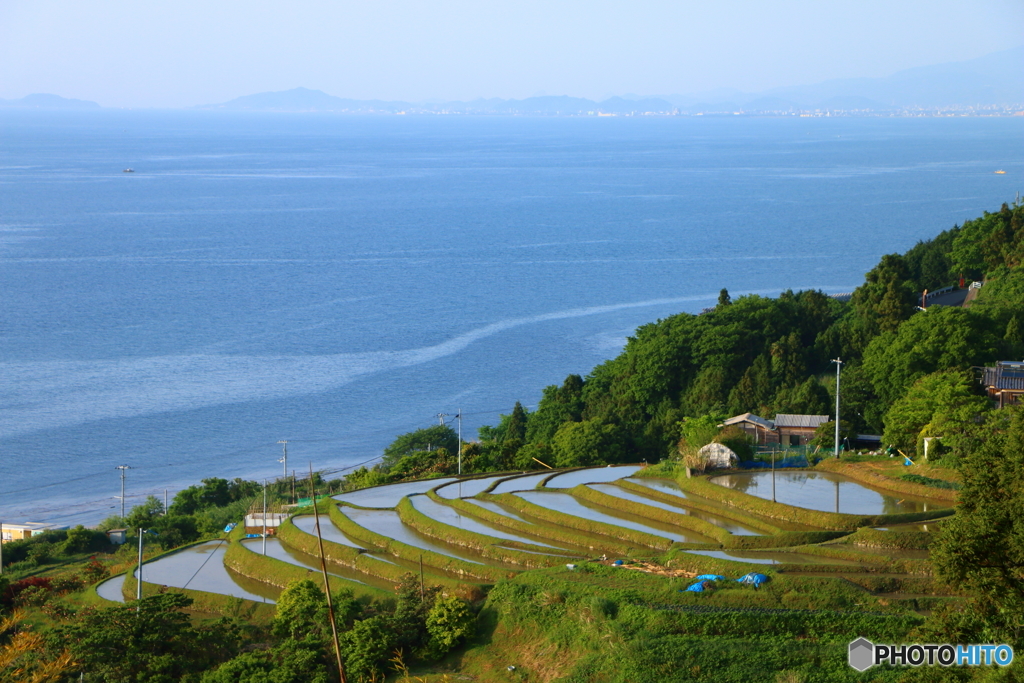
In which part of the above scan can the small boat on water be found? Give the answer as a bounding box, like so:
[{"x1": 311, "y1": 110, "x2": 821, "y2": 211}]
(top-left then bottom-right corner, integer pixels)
[
  {"x1": 995, "y1": 170, "x2": 1006, "y2": 174},
  {"x1": 123, "y1": 168, "x2": 134, "y2": 173}
]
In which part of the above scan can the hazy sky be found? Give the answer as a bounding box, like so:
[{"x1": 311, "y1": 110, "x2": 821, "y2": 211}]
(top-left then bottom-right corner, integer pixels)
[{"x1": 2, "y1": 0, "x2": 1022, "y2": 108}]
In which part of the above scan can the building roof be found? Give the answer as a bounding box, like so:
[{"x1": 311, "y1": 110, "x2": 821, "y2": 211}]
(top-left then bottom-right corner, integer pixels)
[
  {"x1": 984, "y1": 362, "x2": 1024, "y2": 391},
  {"x1": 773, "y1": 414, "x2": 830, "y2": 429},
  {"x1": 1, "y1": 522, "x2": 65, "y2": 531},
  {"x1": 722, "y1": 413, "x2": 775, "y2": 430}
]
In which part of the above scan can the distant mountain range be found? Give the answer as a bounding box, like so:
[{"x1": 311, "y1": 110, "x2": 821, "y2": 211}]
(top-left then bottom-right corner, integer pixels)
[
  {"x1": 5, "y1": 45, "x2": 1021, "y2": 114},
  {"x1": 0, "y1": 93, "x2": 100, "y2": 109},
  {"x1": 196, "y1": 46, "x2": 1023, "y2": 115}
]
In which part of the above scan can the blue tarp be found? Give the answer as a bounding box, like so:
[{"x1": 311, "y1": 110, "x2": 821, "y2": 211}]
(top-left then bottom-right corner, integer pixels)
[
  {"x1": 739, "y1": 456, "x2": 809, "y2": 469},
  {"x1": 684, "y1": 580, "x2": 712, "y2": 592},
  {"x1": 224, "y1": 523, "x2": 236, "y2": 533},
  {"x1": 737, "y1": 572, "x2": 769, "y2": 587},
  {"x1": 695, "y1": 574, "x2": 725, "y2": 581}
]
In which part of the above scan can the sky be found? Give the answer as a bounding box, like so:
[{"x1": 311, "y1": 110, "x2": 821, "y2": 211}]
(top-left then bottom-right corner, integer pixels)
[{"x1": 1, "y1": 0, "x2": 1023, "y2": 108}]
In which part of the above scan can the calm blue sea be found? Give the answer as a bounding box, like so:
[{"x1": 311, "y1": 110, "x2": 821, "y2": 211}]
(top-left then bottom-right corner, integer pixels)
[{"x1": 1, "y1": 111, "x2": 1021, "y2": 525}]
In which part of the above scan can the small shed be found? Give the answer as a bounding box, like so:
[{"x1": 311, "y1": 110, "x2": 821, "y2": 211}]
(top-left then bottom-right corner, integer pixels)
[
  {"x1": 721, "y1": 413, "x2": 778, "y2": 444},
  {"x1": 773, "y1": 414, "x2": 829, "y2": 446},
  {"x1": 697, "y1": 442, "x2": 739, "y2": 469},
  {"x1": 244, "y1": 512, "x2": 286, "y2": 536},
  {"x1": 106, "y1": 528, "x2": 128, "y2": 545}
]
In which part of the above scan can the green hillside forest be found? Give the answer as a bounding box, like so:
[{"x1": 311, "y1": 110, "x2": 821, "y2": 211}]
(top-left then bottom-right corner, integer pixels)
[{"x1": 3, "y1": 200, "x2": 1024, "y2": 683}]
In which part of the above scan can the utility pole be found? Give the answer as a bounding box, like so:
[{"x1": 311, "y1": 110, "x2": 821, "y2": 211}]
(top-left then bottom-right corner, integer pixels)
[
  {"x1": 136, "y1": 527, "x2": 144, "y2": 610},
  {"x1": 278, "y1": 440, "x2": 288, "y2": 479},
  {"x1": 308, "y1": 464, "x2": 347, "y2": 683},
  {"x1": 115, "y1": 465, "x2": 132, "y2": 519},
  {"x1": 831, "y1": 358, "x2": 843, "y2": 458},
  {"x1": 164, "y1": 489, "x2": 168, "y2": 515},
  {"x1": 0, "y1": 522, "x2": 4, "y2": 576},
  {"x1": 456, "y1": 409, "x2": 462, "y2": 476},
  {"x1": 262, "y1": 480, "x2": 268, "y2": 556}
]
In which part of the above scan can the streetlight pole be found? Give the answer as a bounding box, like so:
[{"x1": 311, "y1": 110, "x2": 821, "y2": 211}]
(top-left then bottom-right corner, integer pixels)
[{"x1": 831, "y1": 358, "x2": 843, "y2": 458}]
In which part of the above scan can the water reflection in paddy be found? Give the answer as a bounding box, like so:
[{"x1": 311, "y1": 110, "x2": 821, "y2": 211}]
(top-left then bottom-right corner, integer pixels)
[
  {"x1": 410, "y1": 496, "x2": 565, "y2": 549},
  {"x1": 544, "y1": 465, "x2": 642, "y2": 488},
  {"x1": 292, "y1": 515, "x2": 366, "y2": 548},
  {"x1": 334, "y1": 478, "x2": 457, "y2": 508},
  {"x1": 242, "y1": 537, "x2": 362, "y2": 583},
  {"x1": 136, "y1": 541, "x2": 275, "y2": 603},
  {"x1": 588, "y1": 484, "x2": 762, "y2": 536},
  {"x1": 515, "y1": 491, "x2": 716, "y2": 544},
  {"x1": 435, "y1": 475, "x2": 511, "y2": 499},
  {"x1": 627, "y1": 478, "x2": 692, "y2": 499},
  {"x1": 339, "y1": 507, "x2": 492, "y2": 565},
  {"x1": 463, "y1": 499, "x2": 529, "y2": 522},
  {"x1": 709, "y1": 471, "x2": 949, "y2": 515},
  {"x1": 96, "y1": 574, "x2": 126, "y2": 602},
  {"x1": 490, "y1": 472, "x2": 551, "y2": 495}
]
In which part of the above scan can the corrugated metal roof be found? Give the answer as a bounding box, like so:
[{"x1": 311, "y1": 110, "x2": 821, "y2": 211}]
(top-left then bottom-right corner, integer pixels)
[
  {"x1": 773, "y1": 414, "x2": 830, "y2": 428},
  {"x1": 722, "y1": 413, "x2": 775, "y2": 430}
]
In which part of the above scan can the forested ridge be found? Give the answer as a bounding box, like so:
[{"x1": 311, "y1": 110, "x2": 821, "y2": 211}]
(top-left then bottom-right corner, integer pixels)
[{"x1": 354, "y1": 200, "x2": 1024, "y2": 483}]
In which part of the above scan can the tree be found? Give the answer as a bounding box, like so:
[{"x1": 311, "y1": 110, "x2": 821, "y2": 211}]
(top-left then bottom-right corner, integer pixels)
[
  {"x1": 50, "y1": 593, "x2": 240, "y2": 681},
  {"x1": 526, "y1": 375, "x2": 585, "y2": 444},
  {"x1": 381, "y1": 425, "x2": 458, "y2": 470},
  {"x1": 717, "y1": 288, "x2": 731, "y2": 307},
  {"x1": 271, "y1": 580, "x2": 329, "y2": 643},
  {"x1": 862, "y1": 306, "x2": 1001, "y2": 411},
  {"x1": 339, "y1": 616, "x2": 397, "y2": 682},
  {"x1": 930, "y1": 407, "x2": 1024, "y2": 646},
  {"x1": 551, "y1": 419, "x2": 627, "y2": 468},
  {"x1": 881, "y1": 370, "x2": 990, "y2": 459}
]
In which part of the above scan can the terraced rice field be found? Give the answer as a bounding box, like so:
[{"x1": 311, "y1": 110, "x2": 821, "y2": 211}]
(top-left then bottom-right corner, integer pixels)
[{"x1": 100, "y1": 464, "x2": 956, "y2": 616}]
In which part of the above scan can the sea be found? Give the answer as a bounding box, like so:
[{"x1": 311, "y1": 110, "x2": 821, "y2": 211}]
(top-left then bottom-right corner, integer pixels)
[{"x1": 1, "y1": 111, "x2": 1021, "y2": 526}]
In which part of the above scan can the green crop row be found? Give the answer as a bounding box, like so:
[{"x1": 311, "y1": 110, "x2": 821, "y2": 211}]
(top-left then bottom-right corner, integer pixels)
[
  {"x1": 329, "y1": 502, "x2": 512, "y2": 583},
  {"x1": 480, "y1": 491, "x2": 671, "y2": 550},
  {"x1": 568, "y1": 484, "x2": 733, "y2": 545},
  {"x1": 615, "y1": 479, "x2": 783, "y2": 534},
  {"x1": 844, "y1": 527, "x2": 934, "y2": 550},
  {"x1": 394, "y1": 497, "x2": 577, "y2": 568},
  {"x1": 428, "y1": 491, "x2": 636, "y2": 555},
  {"x1": 725, "y1": 530, "x2": 852, "y2": 549}
]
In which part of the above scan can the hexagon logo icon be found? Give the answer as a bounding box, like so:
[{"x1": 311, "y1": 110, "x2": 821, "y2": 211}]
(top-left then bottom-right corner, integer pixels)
[{"x1": 849, "y1": 638, "x2": 875, "y2": 671}]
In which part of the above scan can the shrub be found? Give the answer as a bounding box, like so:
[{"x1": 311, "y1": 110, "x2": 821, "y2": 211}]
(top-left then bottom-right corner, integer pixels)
[{"x1": 424, "y1": 595, "x2": 475, "y2": 657}]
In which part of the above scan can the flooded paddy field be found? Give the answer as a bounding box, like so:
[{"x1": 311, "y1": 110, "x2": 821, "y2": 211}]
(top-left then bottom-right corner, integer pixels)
[
  {"x1": 515, "y1": 490, "x2": 718, "y2": 544},
  {"x1": 241, "y1": 537, "x2": 403, "y2": 592},
  {"x1": 462, "y1": 499, "x2": 529, "y2": 522},
  {"x1": 543, "y1": 465, "x2": 643, "y2": 488},
  {"x1": 435, "y1": 474, "x2": 513, "y2": 499},
  {"x1": 95, "y1": 574, "x2": 126, "y2": 602},
  {"x1": 587, "y1": 484, "x2": 763, "y2": 536},
  {"x1": 490, "y1": 472, "x2": 552, "y2": 495},
  {"x1": 339, "y1": 506, "x2": 529, "y2": 568},
  {"x1": 709, "y1": 470, "x2": 950, "y2": 515},
  {"x1": 137, "y1": 541, "x2": 277, "y2": 603},
  {"x1": 291, "y1": 514, "x2": 367, "y2": 548},
  {"x1": 334, "y1": 478, "x2": 457, "y2": 508},
  {"x1": 410, "y1": 495, "x2": 572, "y2": 549}
]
